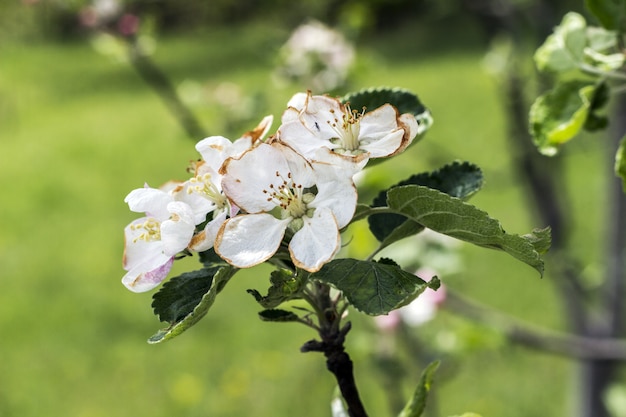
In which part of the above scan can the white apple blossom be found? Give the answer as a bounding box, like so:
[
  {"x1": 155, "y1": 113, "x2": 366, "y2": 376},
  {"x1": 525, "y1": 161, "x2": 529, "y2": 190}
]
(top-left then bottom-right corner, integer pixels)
[
  {"x1": 274, "y1": 20, "x2": 355, "y2": 92},
  {"x1": 122, "y1": 186, "x2": 195, "y2": 292},
  {"x1": 278, "y1": 91, "x2": 419, "y2": 165},
  {"x1": 178, "y1": 115, "x2": 274, "y2": 251},
  {"x1": 214, "y1": 142, "x2": 357, "y2": 272}
]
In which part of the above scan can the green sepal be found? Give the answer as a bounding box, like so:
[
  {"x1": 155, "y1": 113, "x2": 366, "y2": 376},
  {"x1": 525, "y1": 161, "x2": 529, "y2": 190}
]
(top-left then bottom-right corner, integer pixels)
[
  {"x1": 387, "y1": 185, "x2": 550, "y2": 275},
  {"x1": 311, "y1": 258, "x2": 439, "y2": 315},
  {"x1": 529, "y1": 80, "x2": 605, "y2": 156},
  {"x1": 585, "y1": 0, "x2": 626, "y2": 31},
  {"x1": 258, "y1": 309, "x2": 300, "y2": 322},
  {"x1": 615, "y1": 135, "x2": 626, "y2": 191},
  {"x1": 148, "y1": 265, "x2": 237, "y2": 343},
  {"x1": 247, "y1": 268, "x2": 307, "y2": 309},
  {"x1": 368, "y1": 161, "x2": 484, "y2": 247},
  {"x1": 397, "y1": 360, "x2": 441, "y2": 417}
]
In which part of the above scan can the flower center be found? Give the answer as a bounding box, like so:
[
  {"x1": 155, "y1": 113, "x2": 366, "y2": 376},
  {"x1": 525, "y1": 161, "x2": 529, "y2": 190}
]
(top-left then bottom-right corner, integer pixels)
[
  {"x1": 263, "y1": 171, "x2": 315, "y2": 220},
  {"x1": 327, "y1": 105, "x2": 364, "y2": 152},
  {"x1": 131, "y1": 218, "x2": 161, "y2": 243},
  {"x1": 187, "y1": 172, "x2": 227, "y2": 209}
]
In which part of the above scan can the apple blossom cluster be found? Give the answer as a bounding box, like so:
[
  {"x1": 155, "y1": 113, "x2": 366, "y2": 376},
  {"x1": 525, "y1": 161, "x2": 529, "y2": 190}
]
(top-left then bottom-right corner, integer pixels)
[{"x1": 122, "y1": 91, "x2": 421, "y2": 292}]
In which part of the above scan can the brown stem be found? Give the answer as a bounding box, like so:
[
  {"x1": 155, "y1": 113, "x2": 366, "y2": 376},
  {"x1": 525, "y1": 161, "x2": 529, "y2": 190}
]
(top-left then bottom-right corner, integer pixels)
[{"x1": 301, "y1": 321, "x2": 368, "y2": 417}]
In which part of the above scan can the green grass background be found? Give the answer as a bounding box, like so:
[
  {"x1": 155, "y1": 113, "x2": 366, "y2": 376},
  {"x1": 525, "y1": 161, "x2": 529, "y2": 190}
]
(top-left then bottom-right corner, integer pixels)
[{"x1": 0, "y1": 18, "x2": 610, "y2": 417}]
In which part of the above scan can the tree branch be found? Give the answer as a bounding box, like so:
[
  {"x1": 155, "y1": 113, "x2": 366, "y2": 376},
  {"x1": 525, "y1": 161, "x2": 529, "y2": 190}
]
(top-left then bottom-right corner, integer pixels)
[
  {"x1": 125, "y1": 36, "x2": 207, "y2": 140},
  {"x1": 444, "y1": 290, "x2": 626, "y2": 360}
]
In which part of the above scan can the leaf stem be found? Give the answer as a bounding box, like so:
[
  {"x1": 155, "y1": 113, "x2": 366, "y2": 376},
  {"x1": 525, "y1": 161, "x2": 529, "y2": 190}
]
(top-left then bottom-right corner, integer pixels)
[{"x1": 579, "y1": 63, "x2": 626, "y2": 81}]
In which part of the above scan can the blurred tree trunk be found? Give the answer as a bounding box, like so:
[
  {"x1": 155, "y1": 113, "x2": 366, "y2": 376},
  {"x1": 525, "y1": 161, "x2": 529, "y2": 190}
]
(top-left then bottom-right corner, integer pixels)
[{"x1": 461, "y1": 1, "x2": 626, "y2": 416}]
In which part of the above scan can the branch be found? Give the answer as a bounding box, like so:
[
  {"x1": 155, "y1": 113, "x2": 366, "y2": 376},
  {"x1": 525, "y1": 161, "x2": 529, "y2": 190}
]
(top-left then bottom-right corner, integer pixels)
[
  {"x1": 125, "y1": 36, "x2": 207, "y2": 140},
  {"x1": 444, "y1": 290, "x2": 626, "y2": 360},
  {"x1": 301, "y1": 321, "x2": 368, "y2": 417}
]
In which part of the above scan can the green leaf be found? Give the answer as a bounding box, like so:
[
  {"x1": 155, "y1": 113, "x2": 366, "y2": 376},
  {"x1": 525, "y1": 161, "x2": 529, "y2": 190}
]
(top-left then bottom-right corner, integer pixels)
[
  {"x1": 535, "y1": 12, "x2": 587, "y2": 72},
  {"x1": 387, "y1": 185, "x2": 550, "y2": 275},
  {"x1": 369, "y1": 161, "x2": 484, "y2": 245},
  {"x1": 397, "y1": 360, "x2": 440, "y2": 417},
  {"x1": 615, "y1": 135, "x2": 626, "y2": 192},
  {"x1": 529, "y1": 80, "x2": 599, "y2": 156},
  {"x1": 311, "y1": 258, "x2": 438, "y2": 315},
  {"x1": 586, "y1": 0, "x2": 626, "y2": 31},
  {"x1": 247, "y1": 268, "x2": 307, "y2": 309},
  {"x1": 258, "y1": 309, "x2": 300, "y2": 322},
  {"x1": 148, "y1": 265, "x2": 237, "y2": 343}
]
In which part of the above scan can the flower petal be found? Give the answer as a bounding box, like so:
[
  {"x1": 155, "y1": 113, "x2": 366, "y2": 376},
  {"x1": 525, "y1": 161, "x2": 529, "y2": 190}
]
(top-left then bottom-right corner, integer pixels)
[
  {"x1": 124, "y1": 186, "x2": 173, "y2": 219},
  {"x1": 215, "y1": 213, "x2": 289, "y2": 268},
  {"x1": 289, "y1": 208, "x2": 340, "y2": 272},
  {"x1": 122, "y1": 256, "x2": 174, "y2": 293},
  {"x1": 309, "y1": 162, "x2": 358, "y2": 229},
  {"x1": 160, "y1": 202, "x2": 196, "y2": 256},
  {"x1": 195, "y1": 136, "x2": 234, "y2": 172},
  {"x1": 123, "y1": 217, "x2": 163, "y2": 270},
  {"x1": 221, "y1": 143, "x2": 293, "y2": 213},
  {"x1": 188, "y1": 210, "x2": 228, "y2": 252}
]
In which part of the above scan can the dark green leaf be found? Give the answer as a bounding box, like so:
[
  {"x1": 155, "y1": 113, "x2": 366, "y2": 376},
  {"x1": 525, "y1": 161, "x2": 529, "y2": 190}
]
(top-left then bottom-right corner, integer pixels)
[
  {"x1": 198, "y1": 247, "x2": 228, "y2": 267},
  {"x1": 398, "y1": 361, "x2": 440, "y2": 417},
  {"x1": 342, "y1": 86, "x2": 429, "y2": 118},
  {"x1": 586, "y1": 0, "x2": 626, "y2": 30},
  {"x1": 258, "y1": 309, "x2": 300, "y2": 322},
  {"x1": 311, "y1": 258, "x2": 437, "y2": 315},
  {"x1": 148, "y1": 265, "x2": 237, "y2": 343},
  {"x1": 369, "y1": 161, "x2": 484, "y2": 245},
  {"x1": 387, "y1": 185, "x2": 549, "y2": 275}
]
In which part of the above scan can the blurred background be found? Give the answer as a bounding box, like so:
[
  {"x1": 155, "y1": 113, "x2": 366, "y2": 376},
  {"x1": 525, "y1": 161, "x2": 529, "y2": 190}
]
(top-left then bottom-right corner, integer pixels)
[{"x1": 0, "y1": 0, "x2": 617, "y2": 416}]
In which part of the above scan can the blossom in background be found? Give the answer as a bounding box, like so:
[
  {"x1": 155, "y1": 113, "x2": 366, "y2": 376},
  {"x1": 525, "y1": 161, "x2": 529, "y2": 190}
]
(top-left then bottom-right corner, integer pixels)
[
  {"x1": 215, "y1": 142, "x2": 357, "y2": 272},
  {"x1": 274, "y1": 20, "x2": 355, "y2": 92},
  {"x1": 278, "y1": 92, "x2": 419, "y2": 167},
  {"x1": 375, "y1": 269, "x2": 446, "y2": 331},
  {"x1": 122, "y1": 185, "x2": 195, "y2": 293}
]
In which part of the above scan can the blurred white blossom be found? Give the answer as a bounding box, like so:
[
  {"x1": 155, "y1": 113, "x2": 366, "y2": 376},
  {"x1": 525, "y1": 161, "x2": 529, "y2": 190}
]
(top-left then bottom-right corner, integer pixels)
[{"x1": 274, "y1": 20, "x2": 355, "y2": 92}]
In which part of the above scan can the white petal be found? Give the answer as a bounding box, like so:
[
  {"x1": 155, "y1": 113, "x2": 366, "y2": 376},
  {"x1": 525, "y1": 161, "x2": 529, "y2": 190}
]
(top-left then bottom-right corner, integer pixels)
[
  {"x1": 240, "y1": 115, "x2": 273, "y2": 145},
  {"x1": 220, "y1": 143, "x2": 291, "y2": 213},
  {"x1": 359, "y1": 104, "x2": 399, "y2": 136},
  {"x1": 123, "y1": 218, "x2": 164, "y2": 270},
  {"x1": 399, "y1": 113, "x2": 419, "y2": 141},
  {"x1": 286, "y1": 92, "x2": 308, "y2": 110},
  {"x1": 160, "y1": 202, "x2": 195, "y2": 256},
  {"x1": 124, "y1": 187, "x2": 172, "y2": 219},
  {"x1": 122, "y1": 256, "x2": 174, "y2": 293},
  {"x1": 309, "y1": 164, "x2": 358, "y2": 229},
  {"x1": 273, "y1": 142, "x2": 316, "y2": 187},
  {"x1": 278, "y1": 120, "x2": 337, "y2": 159},
  {"x1": 215, "y1": 214, "x2": 289, "y2": 268},
  {"x1": 289, "y1": 208, "x2": 340, "y2": 272},
  {"x1": 189, "y1": 210, "x2": 228, "y2": 252},
  {"x1": 195, "y1": 136, "x2": 234, "y2": 170},
  {"x1": 360, "y1": 129, "x2": 405, "y2": 158}
]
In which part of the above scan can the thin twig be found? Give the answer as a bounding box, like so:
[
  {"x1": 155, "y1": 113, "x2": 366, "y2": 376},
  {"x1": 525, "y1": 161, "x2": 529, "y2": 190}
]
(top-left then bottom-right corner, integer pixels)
[{"x1": 444, "y1": 290, "x2": 626, "y2": 360}]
